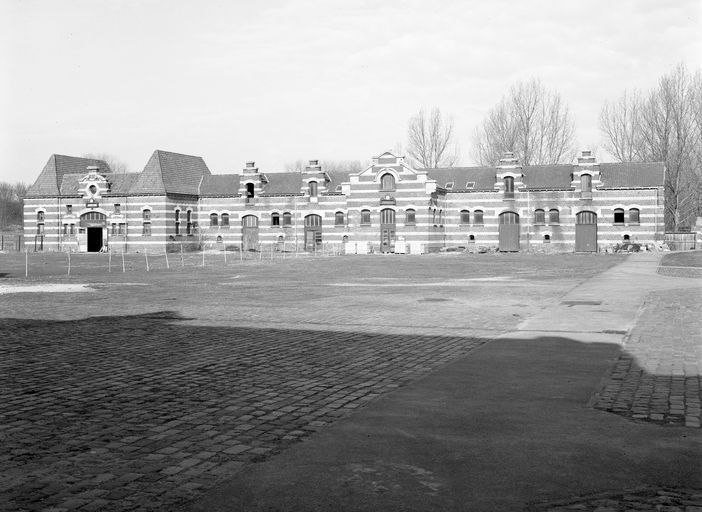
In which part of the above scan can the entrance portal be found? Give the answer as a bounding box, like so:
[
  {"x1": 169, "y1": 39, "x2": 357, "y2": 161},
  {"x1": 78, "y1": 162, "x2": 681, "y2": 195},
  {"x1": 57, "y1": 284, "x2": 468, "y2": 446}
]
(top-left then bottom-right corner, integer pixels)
[
  {"x1": 498, "y1": 212, "x2": 520, "y2": 252},
  {"x1": 87, "y1": 227, "x2": 103, "y2": 252},
  {"x1": 575, "y1": 211, "x2": 598, "y2": 252},
  {"x1": 241, "y1": 215, "x2": 259, "y2": 251},
  {"x1": 379, "y1": 208, "x2": 396, "y2": 253},
  {"x1": 304, "y1": 214, "x2": 322, "y2": 251}
]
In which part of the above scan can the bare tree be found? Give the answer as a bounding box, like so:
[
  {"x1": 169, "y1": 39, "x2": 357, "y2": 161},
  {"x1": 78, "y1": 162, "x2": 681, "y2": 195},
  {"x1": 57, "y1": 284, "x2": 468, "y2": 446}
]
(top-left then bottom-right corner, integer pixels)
[
  {"x1": 599, "y1": 63, "x2": 702, "y2": 230},
  {"x1": 407, "y1": 107, "x2": 459, "y2": 168},
  {"x1": 0, "y1": 181, "x2": 28, "y2": 230},
  {"x1": 284, "y1": 159, "x2": 365, "y2": 173},
  {"x1": 471, "y1": 78, "x2": 576, "y2": 166},
  {"x1": 82, "y1": 153, "x2": 129, "y2": 173}
]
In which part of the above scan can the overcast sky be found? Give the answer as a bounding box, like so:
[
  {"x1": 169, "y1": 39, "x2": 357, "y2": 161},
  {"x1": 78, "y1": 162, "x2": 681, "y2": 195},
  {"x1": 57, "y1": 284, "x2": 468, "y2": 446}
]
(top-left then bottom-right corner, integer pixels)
[{"x1": 1, "y1": 0, "x2": 700, "y2": 184}]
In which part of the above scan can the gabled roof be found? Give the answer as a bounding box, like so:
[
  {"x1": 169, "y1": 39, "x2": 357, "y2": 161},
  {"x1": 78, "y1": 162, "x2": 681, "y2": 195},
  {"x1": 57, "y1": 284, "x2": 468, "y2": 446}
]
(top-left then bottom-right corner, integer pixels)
[
  {"x1": 200, "y1": 174, "x2": 240, "y2": 197},
  {"x1": 260, "y1": 172, "x2": 303, "y2": 195},
  {"x1": 424, "y1": 167, "x2": 497, "y2": 190},
  {"x1": 26, "y1": 155, "x2": 111, "y2": 197},
  {"x1": 599, "y1": 162, "x2": 664, "y2": 187},
  {"x1": 130, "y1": 150, "x2": 211, "y2": 195},
  {"x1": 522, "y1": 165, "x2": 573, "y2": 189},
  {"x1": 57, "y1": 172, "x2": 140, "y2": 196}
]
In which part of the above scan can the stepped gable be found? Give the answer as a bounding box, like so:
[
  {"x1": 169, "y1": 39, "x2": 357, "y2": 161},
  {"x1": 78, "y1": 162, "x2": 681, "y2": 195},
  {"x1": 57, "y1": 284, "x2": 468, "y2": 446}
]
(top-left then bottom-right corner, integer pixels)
[
  {"x1": 424, "y1": 167, "x2": 497, "y2": 191},
  {"x1": 200, "y1": 174, "x2": 240, "y2": 197},
  {"x1": 599, "y1": 161, "x2": 665, "y2": 188},
  {"x1": 26, "y1": 155, "x2": 111, "y2": 197},
  {"x1": 130, "y1": 150, "x2": 211, "y2": 196},
  {"x1": 259, "y1": 172, "x2": 303, "y2": 196}
]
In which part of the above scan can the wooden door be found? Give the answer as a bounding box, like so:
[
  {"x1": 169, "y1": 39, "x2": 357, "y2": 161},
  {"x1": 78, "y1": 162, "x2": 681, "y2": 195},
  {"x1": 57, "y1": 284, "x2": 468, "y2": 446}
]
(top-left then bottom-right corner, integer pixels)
[
  {"x1": 241, "y1": 215, "x2": 259, "y2": 251},
  {"x1": 575, "y1": 211, "x2": 597, "y2": 252},
  {"x1": 380, "y1": 209, "x2": 396, "y2": 253},
  {"x1": 498, "y1": 212, "x2": 520, "y2": 252}
]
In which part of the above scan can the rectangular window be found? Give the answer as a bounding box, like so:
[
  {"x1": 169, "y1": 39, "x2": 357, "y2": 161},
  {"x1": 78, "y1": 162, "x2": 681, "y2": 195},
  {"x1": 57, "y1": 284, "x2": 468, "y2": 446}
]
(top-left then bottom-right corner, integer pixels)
[
  {"x1": 63, "y1": 224, "x2": 68, "y2": 235},
  {"x1": 37, "y1": 224, "x2": 44, "y2": 235},
  {"x1": 175, "y1": 210, "x2": 180, "y2": 222},
  {"x1": 70, "y1": 224, "x2": 75, "y2": 235},
  {"x1": 283, "y1": 212, "x2": 292, "y2": 226},
  {"x1": 549, "y1": 209, "x2": 560, "y2": 225},
  {"x1": 111, "y1": 223, "x2": 117, "y2": 235},
  {"x1": 142, "y1": 223, "x2": 151, "y2": 236},
  {"x1": 66, "y1": 205, "x2": 72, "y2": 214},
  {"x1": 187, "y1": 222, "x2": 193, "y2": 235},
  {"x1": 143, "y1": 209, "x2": 151, "y2": 221},
  {"x1": 37, "y1": 211, "x2": 45, "y2": 222},
  {"x1": 361, "y1": 210, "x2": 371, "y2": 225},
  {"x1": 118, "y1": 223, "x2": 124, "y2": 235},
  {"x1": 271, "y1": 213, "x2": 280, "y2": 226},
  {"x1": 175, "y1": 223, "x2": 180, "y2": 235},
  {"x1": 114, "y1": 204, "x2": 121, "y2": 214}
]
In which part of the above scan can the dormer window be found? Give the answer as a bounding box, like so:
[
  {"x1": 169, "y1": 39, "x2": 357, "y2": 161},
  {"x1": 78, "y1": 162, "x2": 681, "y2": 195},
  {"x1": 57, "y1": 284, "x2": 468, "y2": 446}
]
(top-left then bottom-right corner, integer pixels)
[
  {"x1": 308, "y1": 181, "x2": 318, "y2": 197},
  {"x1": 581, "y1": 174, "x2": 592, "y2": 193},
  {"x1": 246, "y1": 183, "x2": 255, "y2": 199},
  {"x1": 504, "y1": 176, "x2": 514, "y2": 198},
  {"x1": 445, "y1": 182, "x2": 454, "y2": 190},
  {"x1": 466, "y1": 181, "x2": 475, "y2": 189},
  {"x1": 380, "y1": 173, "x2": 395, "y2": 191}
]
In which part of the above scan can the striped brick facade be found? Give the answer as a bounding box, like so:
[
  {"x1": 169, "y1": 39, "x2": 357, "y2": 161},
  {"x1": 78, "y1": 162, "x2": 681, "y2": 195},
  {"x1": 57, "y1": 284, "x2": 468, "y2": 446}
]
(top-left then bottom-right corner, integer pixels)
[{"x1": 23, "y1": 150, "x2": 665, "y2": 253}]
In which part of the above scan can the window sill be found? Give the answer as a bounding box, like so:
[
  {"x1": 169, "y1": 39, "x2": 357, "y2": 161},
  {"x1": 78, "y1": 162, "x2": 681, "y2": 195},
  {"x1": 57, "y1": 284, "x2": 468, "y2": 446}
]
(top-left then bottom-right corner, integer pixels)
[
  {"x1": 360, "y1": 223, "x2": 371, "y2": 227},
  {"x1": 534, "y1": 223, "x2": 545, "y2": 226},
  {"x1": 334, "y1": 224, "x2": 345, "y2": 228},
  {"x1": 628, "y1": 223, "x2": 640, "y2": 226},
  {"x1": 614, "y1": 223, "x2": 625, "y2": 226}
]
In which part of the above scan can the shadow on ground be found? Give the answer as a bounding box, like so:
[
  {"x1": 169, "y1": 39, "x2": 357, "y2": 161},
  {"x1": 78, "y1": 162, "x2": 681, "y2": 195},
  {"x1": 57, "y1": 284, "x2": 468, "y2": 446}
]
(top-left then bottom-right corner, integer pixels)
[{"x1": 2, "y1": 311, "x2": 701, "y2": 511}]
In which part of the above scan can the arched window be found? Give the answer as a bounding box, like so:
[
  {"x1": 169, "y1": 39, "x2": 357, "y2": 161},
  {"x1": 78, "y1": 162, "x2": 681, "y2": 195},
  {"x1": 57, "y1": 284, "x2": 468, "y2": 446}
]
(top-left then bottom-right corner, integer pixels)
[
  {"x1": 186, "y1": 210, "x2": 193, "y2": 235},
  {"x1": 504, "y1": 176, "x2": 514, "y2": 197},
  {"x1": 614, "y1": 208, "x2": 625, "y2": 224},
  {"x1": 174, "y1": 209, "x2": 181, "y2": 235},
  {"x1": 308, "y1": 181, "x2": 318, "y2": 197},
  {"x1": 405, "y1": 209, "x2": 416, "y2": 225},
  {"x1": 629, "y1": 208, "x2": 640, "y2": 224},
  {"x1": 499, "y1": 212, "x2": 519, "y2": 224},
  {"x1": 460, "y1": 210, "x2": 470, "y2": 224},
  {"x1": 37, "y1": 211, "x2": 45, "y2": 222},
  {"x1": 544, "y1": 234, "x2": 551, "y2": 242},
  {"x1": 283, "y1": 212, "x2": 292, "y2": 226},
  {"x1": 271, "y1": 212, "x2": 280, "y2": 226},
  {"x1": 468, "y1": 234, "x2": 475, "y2": 242},
  {"x1": 380, "y1": 173, "x2": 395, "y2": 191},
  {"x1": 534, "y1": 209, "x2": 545, "y2": 225},
  {"x1": 581, "y1": 174, "x2": 592, "y2": 193},
  {"x1": 242, "y1": 215, "x2": 259, "y2": 227},
  {"x1": 576, "y1": 211, "x2": 597, "y2": 225},
  {"x1": 335, "y1": 211, "x2": 345, "y2": 226},
  {"x1": 304, "y1": 214, "x2": 322, "y2": 227},
  {"x1": 342, "y1": 235, "x2": 349, "y2": 243},
  {"x1": 380, "y1": 208, "x2": 395, "y2": 224},
  {"x1": 210, "y1": 213, "x2": 219, "y2": 226},
  {"x1": 549, "y1": 209, "x2": 559, "y2": 225},
  {"x1": 221, "y1": 213, "x2": 229, "y2": 226},
  {"x1": 142, "y1": 209, "x2": 151, "y2": 221},
  {"x1": 361, "y1": 209, "x2": 371, "y2": 225},
  {"x1": 623, "y1": 234, "x2": 630, "y2": 241},
  {"x1": 473, "y1": 210, "x2": 484, "y2": 225}
]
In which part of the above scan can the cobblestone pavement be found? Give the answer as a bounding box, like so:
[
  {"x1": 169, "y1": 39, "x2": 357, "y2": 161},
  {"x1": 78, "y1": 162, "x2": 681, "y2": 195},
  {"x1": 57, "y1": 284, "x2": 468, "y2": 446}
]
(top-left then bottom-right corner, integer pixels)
[
  {"x1": 529, "y1": 487, "x2": 702, "y2": 511},
  {"x1": 593, "y1": 287, "x2": 702, "y2": 428},
  {"x1": 0, "y1": 312, "x2": 487, "y2": 512}
]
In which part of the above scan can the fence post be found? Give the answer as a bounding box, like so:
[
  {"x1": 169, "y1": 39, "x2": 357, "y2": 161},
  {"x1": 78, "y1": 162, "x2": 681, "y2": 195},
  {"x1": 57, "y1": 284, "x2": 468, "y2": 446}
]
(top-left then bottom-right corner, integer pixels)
[
  {"x1": 224, "y1": 245, "x2": 227, "y2": 265},
  {"x1": 122, "y1": 250, "x2": 126, "y2": 273},
  {"x1": 202, "y1": 248, "x2": 205, "y2": 267},
  {"x1": 67, "y1": 250, "x2": 71, "y2": 276},
  {"x1": 25, "y1": 250, "x2": 28, "y2": 278},
  {"x1": 180, "y1": 243, "x2": 184, "y2": 268},
  {"x1": 108, "y1": 248, "x2": 112, "y2": 272},
  {"x1": 164, "y1": 246, "x2": 170, "y2": 269},
  {"x1": 240, "y1": 242, "x2": 243, "y2": 262},
  {"x1": 270, "y1": 242, "x2": 273, "y2": 260},
  {"x1": 145, "y1": 250, "x2": 150, "y2": 272}
]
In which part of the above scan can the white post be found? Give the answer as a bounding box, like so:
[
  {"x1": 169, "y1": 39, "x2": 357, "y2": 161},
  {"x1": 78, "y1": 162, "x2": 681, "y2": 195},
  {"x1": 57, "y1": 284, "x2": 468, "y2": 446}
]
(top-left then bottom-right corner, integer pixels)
[
  {"x1": 180, "y1": 243, "x2": 184, "y2": 268},
  {"x1": 202, "y1": 247, "x2": 205, "y2": 267},
  {"x1": 145, "y1": 250, "x2": 149, "y2": 272},
  {"x1": 224, "y1": 245, "x2": 227, "y2": 265},
  {"x1": 25, "y1": 250, "x2": 28, "y2": 278},
  {"x1": 108, "y1": 248, "x2": 112, "y2": 273},
  {"x1": 122, "y1": 250, "x2": 126, "y2": 273},
  {"x1": 67, "y1": 250, "x2": 71, "y2": 276},
  {"x1": 240, "y1": 241, "x2": 243, "y2": 262},
  {"x1": 259, "y1": 244, "x2": 262, "y2": 260},
  {"x1": 164, "y1": 246, "x2": 170, "y2": 269},
  {"x1": 270, "y1": 242, "x2": 273, "y2": 260}
]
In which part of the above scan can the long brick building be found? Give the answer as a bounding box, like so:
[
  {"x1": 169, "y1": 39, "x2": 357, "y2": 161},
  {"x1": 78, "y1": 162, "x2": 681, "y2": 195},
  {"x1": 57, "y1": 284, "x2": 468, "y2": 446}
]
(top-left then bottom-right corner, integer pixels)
[{"x1": 23, "y1": 149, "x2": 665, "y2": 254}]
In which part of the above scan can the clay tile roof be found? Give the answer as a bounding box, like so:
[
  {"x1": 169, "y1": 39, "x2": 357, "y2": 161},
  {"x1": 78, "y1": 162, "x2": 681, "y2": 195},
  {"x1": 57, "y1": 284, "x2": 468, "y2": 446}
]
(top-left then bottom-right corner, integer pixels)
[
  {"x1": 423, "y1": 167, "x2": 497, "y2": 190},
  {"x1": 522, "y1": 165, "x2": 573, "y2": 189},
  {"x1": 325, "y1": 170, "x2": 353, "y2": 193},
  {"x1": 599, "y1": 162, "x2": 665, "y2": 187},
  {"x1": 200, "y1": 174, "x2": 240, "y2": 196},
  {"x1": 260, "y1": 172, "x2": 303, "y2": 195},
  {"x1": 130, "y1": 150, "x2": 211, "y2": 195},
  {"x1": 26, "y1": 155, "x2": 111, "y2": 197}
]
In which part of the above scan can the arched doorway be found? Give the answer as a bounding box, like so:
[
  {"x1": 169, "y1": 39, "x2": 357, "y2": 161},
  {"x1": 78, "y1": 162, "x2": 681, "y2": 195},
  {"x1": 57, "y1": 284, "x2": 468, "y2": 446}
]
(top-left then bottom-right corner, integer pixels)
[
  {"x1": 304, "y1": 214, "x2": 322, "y2": 251},
  {"x1": 498, "y1": 212, "x2": 520, "y2": 252},
  {"x1": 80, "y1": 211, "x2": 107, "y2": 252},
  {"x1": 241, "y1": 215, "x2": 259, "y2": 251},
  {"x1": 379, "y1": 208, "x2": 396, "y2": 253},
  {"x1": 575, "y1": 211, "x2": 597, "y2": 252}
]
